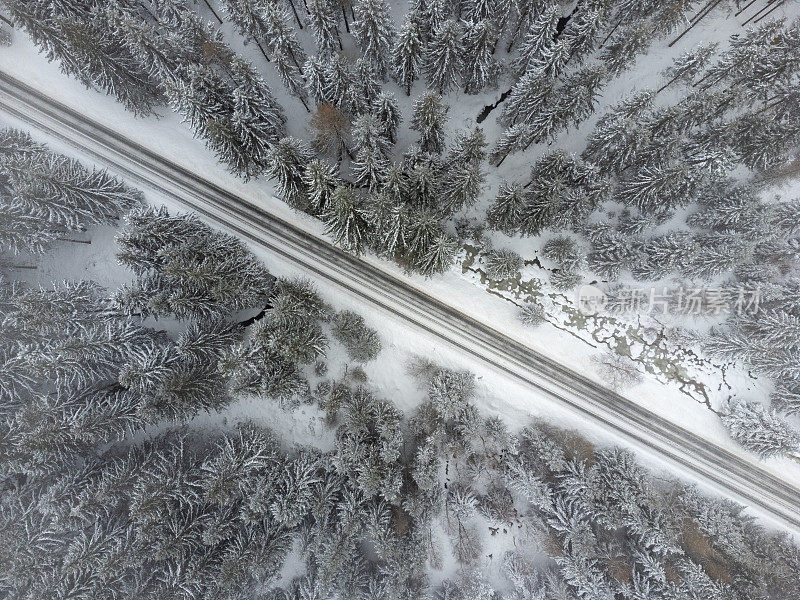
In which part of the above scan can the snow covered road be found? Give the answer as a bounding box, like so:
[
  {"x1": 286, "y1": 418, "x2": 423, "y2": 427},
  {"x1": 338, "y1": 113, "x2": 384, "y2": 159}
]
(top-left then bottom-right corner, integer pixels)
[{"x1": 3, "y1": 70, "x2": 799, "y2": 533}]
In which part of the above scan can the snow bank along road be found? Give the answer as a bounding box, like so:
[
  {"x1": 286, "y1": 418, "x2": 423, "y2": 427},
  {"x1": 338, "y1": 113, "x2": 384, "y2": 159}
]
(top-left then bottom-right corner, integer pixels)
[{"x1": 3, "y1": 71, "x2": 799, "y2": 533}]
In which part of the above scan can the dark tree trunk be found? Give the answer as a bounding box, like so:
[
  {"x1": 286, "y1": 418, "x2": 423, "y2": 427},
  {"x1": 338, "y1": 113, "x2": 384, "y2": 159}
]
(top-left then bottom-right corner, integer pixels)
[
  {"x1": 202, "y1": 0, "x2": 224, "y2": 23},
  {"x1": 669, "y1": 0, "x2": 722, "y2": 47}
]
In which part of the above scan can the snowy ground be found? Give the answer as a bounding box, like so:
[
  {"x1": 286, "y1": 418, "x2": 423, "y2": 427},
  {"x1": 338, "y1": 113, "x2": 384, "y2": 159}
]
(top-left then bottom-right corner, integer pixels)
[{"x1": 3, "y1": 0, "x2": 800, "y2": 532}]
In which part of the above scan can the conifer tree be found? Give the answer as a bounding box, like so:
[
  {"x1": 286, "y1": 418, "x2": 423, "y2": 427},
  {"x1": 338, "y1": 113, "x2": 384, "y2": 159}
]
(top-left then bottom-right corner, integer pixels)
[
  {"x1": 487, "y1": 182, "x2": 524, "y2": 232},
  {"x1": 273, "y1": 49, "x2": 310, "y2": 111},
  {"x1": 2, "y1": 139, "x2": 143, "y2": 231},
  {"x1": 485, "y1": 248, "x2": 523, "y2": 280},
  {"x1": 722, "y1": 400, "x2": 800, "y2": 459},
  {"x1": 348, "y1": 58, "x2": 383, "y2": 115},
  {"x1": 600, "y1": 22, "x2": 653, "y2": 77},
  {"x1": 4, "y1": 0, "x2": 163, "y2": 116},
  {"x1": 353, "y1": 0, "x2": 396, "y2": 81},
  {"x1": 562, "y1": 4, "x2": 608, "y2": 64},
  {"x1": 352, "y1": 114, "x2": 391, "y2": 189},
  {"x1": 303, "y1": 159, "x2": 342, "y2": 214},
  {"x1": 500, "y1": 70, "x2": 550, "y2": 126},
  {"x1": 372, "y1": 92, "x2": 401, "y2": 144},
  {"x1": 410, "y1": 92, "x2": 449, "y2": 154},
  {"x1": 322, "y1": 186, "x2": 369, "y2": 254},
  {"x1": 226, "y1": 58, "x2": 287, "y2": 177},
  {"x1": 491, "y1": 124, "x2": 534, "y2": 166},
  {"x1": 264, "y1": 137, "x2": 314, "y2": 208},
  {"x1": 392, "y1": 11, "x2": 424, "y2": 95},
  {"x1": 424, "y1": 19, "x2": 464, "y2": 94},
  {"x1": 307, "y1": 0, "x2": 342, "y2": 56},
  {"x1": 462, "y1": 20, "x2": 499, "y2": 94},
  {"x1": 367, "y1": 192, "x2": 409, "y2": 257},
  {"x1": 220, "y1": 0, "x2": 274, "y2": 60},
  {"x1": 557, "y1": 65, "x2": 607, "y2": 130},
  {"x1": 448, "y1": 127, "x2": 488, "y2": 168},
  {"x1": 658, "y1": 42, "x2": 718, "y2": 94},
  {"x1": 582, "y1": 92, "x2": 654, "y2": 174},
  {"x1": 415, "y1": 233, "x2": 458, "y2": 276},
  {"x1": 304, "y1": 55, "x2": 331, "y2": 104},
  {"x1": 511, "y1": 6, "x2": 560, "y2": 77},
  {"x1": 261, "y1": 3, "x2": 307, "y2": 73},
  {"x1": 614, "y1": 162, "x2": 696, "y2": 213},
  {"x1": 331, "y1": 310, "x2": 382, "y2": 362},
  {"x1": 323, "y1": 54, "x2": 355, "y2": 110},
  {"x1": 116, "y1": 206, "x2": 272, "y2": 321},
  {"x1": 442, "y1": 165, "x2": 483, "y2": 213}
]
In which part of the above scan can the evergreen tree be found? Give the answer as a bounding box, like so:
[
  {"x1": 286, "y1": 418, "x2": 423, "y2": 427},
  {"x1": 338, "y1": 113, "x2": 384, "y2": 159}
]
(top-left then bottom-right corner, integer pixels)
[
  {"x1": 348, "y1": 58, "x2": 382, "y2": 116},
  {"x1": 264, "y1": 137, "x2": 314, "y2": 208},
  {"x1": 273, "y1": 48, "x2": 310, "y2": 111},
  {"x1": 220, "y1": 0, "x2": 276, "y2": 59},
  {"x1": 353, "y1": 0, "x2": 396, "y2": 81},
  {"x1": 500, "y1": 70, "x2": 550, "y2": 126},
  {"x1": 335, "y1": 387, "x2": 403, "y2": 501},
  {"x1": 304, "y1": 55, "x2": 331, "y2": 104},
  {"x1": 323, "y1": 54, "x2": 355, "y2": 110},
  {"x1": 512, "y1": 6, "x2": 560, "y2": 77},
  {"x1": 392, "y1": 11, "x2": 424, "y2": 95},
  {"x1": 721, "y1": 400, "x2": 800, "y2": 459},
  {"x1": 331, "y1": 310, "x2": 382, "y2": 362},
  {"x1": 322, "y1": 186, "x2": 369, "y2": 254},
  {"x1": 260, "y1": 3, "x2": 307, "y2": 73},
  {"x1": 1, "y1": 129, "x2": 143, "y2": 230},
  {"x1": 372, "y1": 92, "x2": 401, "y2": 144},
  {"x1": 658, "y1": 42, "x2": 718, "y2": 93},
  {"x1": 561, "y1": 4, "x2": 609, "y2": 65},
  {"x1": 352, "y1": 113, "x2": 391, "y2": 189},
  {"x1": 116, "y1": 206, "x2": 272, "y2": 321},
  {"x1": 600, "y1": 21, "x2": 653, "y2": 77},
  {"x1": 307, "y1": 0, "x2": 342, "y2": 56},
  {"x1": 582, "y1": 91, "x2": 654, "y2": 174},
  {"x1": 485, "y1": 248, "x2": 523, "y2": 280},
  {"x1": 415, "y1": 234, "x2": 457, "y2": 276},
  {"x1": 303, "y1": 159, "x2": 342, "y2": 214},
  {"x1": 442, "y1": 165, "x2": 483, "y2": 213},
  {"x1": 556, "y1": 65, "x2": 607, "y2": 130},
  {"x1": 487, "y1": 182, "x2": 524, "y2": 232},
  {"x1": 4, "y1": 0, "x2": 162, "y2": 116},
  {"x1": 410, "y1": 92, "x2": 449, "y2": 154},
  {"x1": 352, "y1": 113, "x2": 391, "y2": 159},
  {"x1": 462, "y1": 19, "x2": 499, "y2": 95},
  {"x1": 614, "y1": 161, "x2": 697, "y2": 213},
  {"x1": 491, "y1": 124, "x2": 535, "y2": 166},
  {"x1": 681, "y1": 233, "x2": 749, "y2": 280},
  {"x1": 366, "y1": 191, "x2": 409, "y2": 258},
  {"x1": 226, "y1": 57, "x2": 287, "y2": 177},
  {"x1": 772, "y1": 381, "x2": 800, "y2": 417},
  {"x1": 424, "y1": 19, "x2": 464, "y2": 94},
  {"x1": 448, "y1": 127, "x2": 488, "y2": 168},
  {"x1": 353, "y1": 147, "x2": 390, "y2": 190}
]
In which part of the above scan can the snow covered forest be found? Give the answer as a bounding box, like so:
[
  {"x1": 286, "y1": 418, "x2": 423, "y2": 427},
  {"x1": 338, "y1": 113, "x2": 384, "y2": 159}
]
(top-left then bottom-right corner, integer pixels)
[
  {"x1": 1, "y1": 128, "x2": 800, "y2": 600},
  {"x1": 2, "y1": 0, "x2": 800, "y2": 597},
  {"x1": 4, "y1": 0, "x2": 800, "y2": 450}
]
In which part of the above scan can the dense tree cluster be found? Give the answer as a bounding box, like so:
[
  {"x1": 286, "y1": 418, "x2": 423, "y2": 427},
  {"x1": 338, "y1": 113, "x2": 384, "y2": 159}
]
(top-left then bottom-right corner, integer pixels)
[
  {"x1": 4, "y1": 0, "x2": 286, "y2": 177},
  {"x1": 7, "y1": 0, "x2": 737, "y2": 281},
  {"x1": 0, "y1": 128, "x2": 142, "y2": 256}
]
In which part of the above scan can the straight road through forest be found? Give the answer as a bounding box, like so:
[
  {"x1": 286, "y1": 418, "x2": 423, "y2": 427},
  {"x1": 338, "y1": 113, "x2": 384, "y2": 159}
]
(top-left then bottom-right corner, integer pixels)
[{"x1": 2, "y1": 71, "x2": 799, "y2": 533}]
